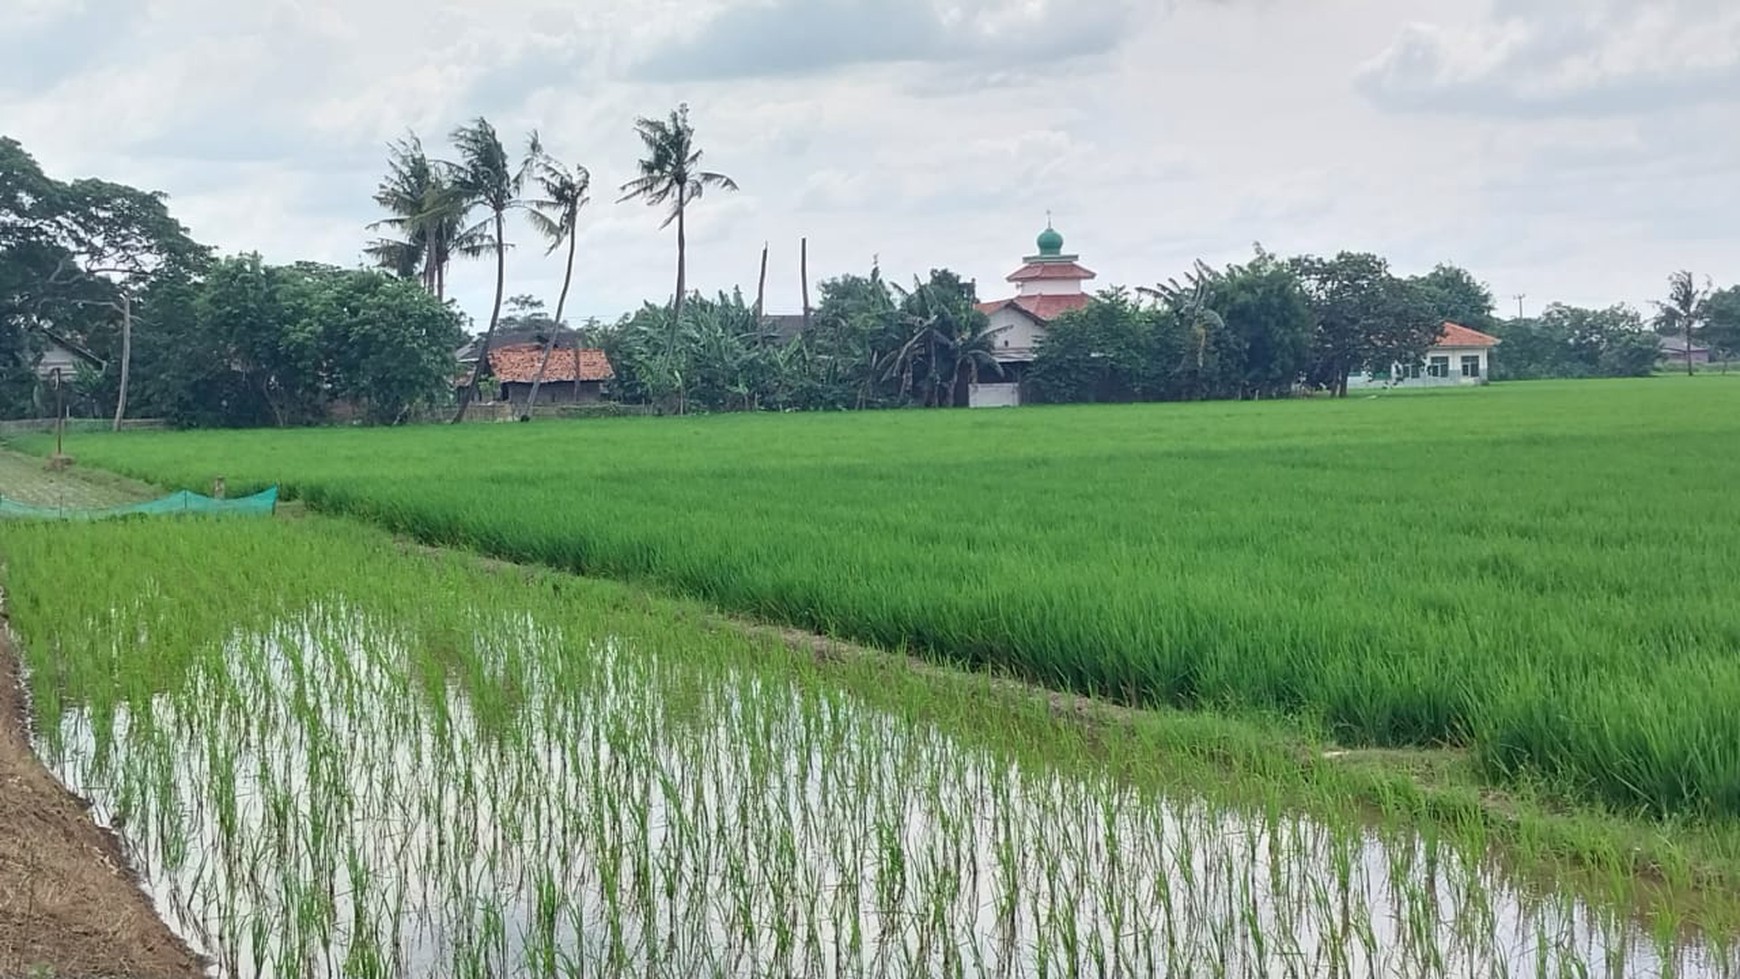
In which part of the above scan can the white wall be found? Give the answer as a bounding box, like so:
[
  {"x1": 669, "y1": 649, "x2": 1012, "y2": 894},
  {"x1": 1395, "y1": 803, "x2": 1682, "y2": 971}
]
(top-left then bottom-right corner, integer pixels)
[
  {"x1": 988, "y1": 308, "x2": 1045, "y2": 359},
  {"x1": 35, "y1": 344, "x2": 84, "y2": 380},
  {"x1": 1017, "y1": 278, "x2": 1083, "y2": 297},
  {"x1": 969, "y1": 383, "x2": 1021, "y2": 408}
]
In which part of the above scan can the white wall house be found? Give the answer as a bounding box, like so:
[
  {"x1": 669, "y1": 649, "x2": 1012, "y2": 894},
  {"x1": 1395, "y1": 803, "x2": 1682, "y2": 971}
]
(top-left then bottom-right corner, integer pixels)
[
  {"x1": 33, "y1": 334, "x2": 103, "y2": 382},
  {"x1": 1347, "y1": 322, "x2": 1500, "y2": 390},
  {"x1": 970, "y1": 223, "x2": 1095, "y2": 407}
]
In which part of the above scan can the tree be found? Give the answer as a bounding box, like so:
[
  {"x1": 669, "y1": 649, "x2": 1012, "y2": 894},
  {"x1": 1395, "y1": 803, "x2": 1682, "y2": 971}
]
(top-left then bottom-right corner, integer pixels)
[
  {"x1": 618, "y1": 103, "x2": 738, "y2": 362},
  {"x1": 521, "y1": 136, "x2": 591, "y2": 417},
  {"x1": 1210, "y1": 252, "x2": 1312, "y2": 399},
  {"x1": 1291, "y1": 252, "x2": 1443, "y2": 396},
  {"x1": 809, "y1": 267, "x2": 901, "y2": 408},
  {"x1": 1487, "y1": 304, "x2": 1655, "y2": 381},
  {"x1": 1412, "y1": 264, "x2": 1497, "y2": 334},
  {"x1": 0, "y1": 137, "x2": 206, "y2": 425},
  {"x1": 446, "y1": 118, "x2": 530, "y2": 422},
  {"x1": 365, "y1": 134, "x2": 481, "y2": 299},
  {"x1": 1703, "y1": 285, "x2": 1740, "y2": 370},
  {"x1": 317, "y1": 271, "x2": 467, "y2": 423},
  {"x1": 1654, "y1": 270, "x2": 1711, "y2": 377},
  {"x1": 883, "y1": 270, "x2": 994, "y2": 407},
  {"x1": 1027, "y1": 289, "x2": 1154, "y2": 404}
]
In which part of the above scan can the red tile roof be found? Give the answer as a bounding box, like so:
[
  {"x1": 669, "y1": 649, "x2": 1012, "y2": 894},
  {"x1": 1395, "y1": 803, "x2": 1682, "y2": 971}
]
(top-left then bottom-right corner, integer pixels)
[
  {"x1": 488, "y1": 343, "x2": 615, "y2": 383},
  {"x1": 976, "y1": 294, "x2": 1092, "y2": 323},
  {"x1": 1437, "y1": 322, "x2": 1501, "y2": 348},
  {"x1": 1007, "y1": 261, "x2": 1097, "y2": 283}
]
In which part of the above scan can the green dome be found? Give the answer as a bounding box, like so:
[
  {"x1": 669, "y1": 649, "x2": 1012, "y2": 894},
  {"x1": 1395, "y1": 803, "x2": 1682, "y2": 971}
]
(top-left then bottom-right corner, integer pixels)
[{"x1": 1036, "y1": 224, "x2": 1064, "y2": 257}]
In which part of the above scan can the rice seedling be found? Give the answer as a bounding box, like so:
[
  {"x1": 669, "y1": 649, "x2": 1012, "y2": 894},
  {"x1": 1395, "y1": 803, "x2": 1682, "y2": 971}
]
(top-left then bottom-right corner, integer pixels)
[{"x1": 1, "y1": 514, "x2": 1736, "y2": 976}]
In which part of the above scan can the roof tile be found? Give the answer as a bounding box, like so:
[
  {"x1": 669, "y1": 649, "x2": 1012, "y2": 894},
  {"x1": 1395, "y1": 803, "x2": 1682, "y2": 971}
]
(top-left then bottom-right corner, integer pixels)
[
  {"x1": 1437, "y1": 322, "x2": 1502, "y2": 348},
  {"x1": 976, "y1": 294, "x2": 1092, "y2": 322},
  {"x1": 487, "y1": 343, "x2": 615, "y2": 383}
]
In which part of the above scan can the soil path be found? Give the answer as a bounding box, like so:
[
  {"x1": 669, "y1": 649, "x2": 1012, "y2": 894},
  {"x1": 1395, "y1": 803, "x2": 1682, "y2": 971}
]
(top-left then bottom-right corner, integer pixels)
[{"x1": 0, "y1": 625, "x2": 203, "y2": 978}]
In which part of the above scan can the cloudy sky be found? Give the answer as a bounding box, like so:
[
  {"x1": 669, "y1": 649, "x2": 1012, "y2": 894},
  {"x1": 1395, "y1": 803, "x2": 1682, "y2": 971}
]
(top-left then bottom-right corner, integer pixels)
[{"x1": 6, "y1": 0, "x2": 1737, "y2": 326}]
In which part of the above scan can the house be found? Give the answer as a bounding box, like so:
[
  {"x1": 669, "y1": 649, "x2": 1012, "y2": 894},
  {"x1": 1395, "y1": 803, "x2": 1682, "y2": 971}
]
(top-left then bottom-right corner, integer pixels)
[
  {"x1": 486, "y1": 343, "x2": 615, "y2": 406},
  {"x1": 33, "y1": 330, "x2": 103, "y2": 383},
  {"x1": 1348, "y1": 322, "x2": 1500, "y2": 390},
  {"x1": 1658, "y1": 334, "x2": 1712, "y2": 366},
  {"x1": 761, "y1": 314, "x2": 809, "y2": 345},
  {"x1": 970, "y1": 222, "x2": 1096, "y2": 406}
]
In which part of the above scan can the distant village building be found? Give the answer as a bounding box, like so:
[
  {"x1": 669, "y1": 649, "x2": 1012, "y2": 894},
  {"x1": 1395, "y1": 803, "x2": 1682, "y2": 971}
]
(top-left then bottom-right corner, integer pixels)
[
  {"x1": 1658, "y1": 334, "x2": 1711, "y2": 366},
  {"x1": 487, "y1": 343, "x2": 615, "y2": 406},
  {"x1": 33, "y1": 331, "x2": 103, "y2": 383},
  {"x1": 1348, "y1": 322, "x2": 1501, "y2": 390},
  {"x1": 971, "y1": 222, "x2": 1096, "y2": 407}
]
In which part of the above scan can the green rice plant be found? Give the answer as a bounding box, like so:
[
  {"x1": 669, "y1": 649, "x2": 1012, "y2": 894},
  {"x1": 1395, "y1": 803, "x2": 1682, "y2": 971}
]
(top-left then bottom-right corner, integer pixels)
[
  {"x1": 27, "y1": 379, "x2": 1740, "y2": 820},
  {"x1": 0, "y1": 514, "x2": 1736, "y2": 975}
]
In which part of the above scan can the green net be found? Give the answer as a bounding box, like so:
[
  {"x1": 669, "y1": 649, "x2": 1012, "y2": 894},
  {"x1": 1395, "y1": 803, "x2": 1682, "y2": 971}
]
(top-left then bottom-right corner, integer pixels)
[{"x1": 0, "y1": 486, "x2": 279, "y2": 521}]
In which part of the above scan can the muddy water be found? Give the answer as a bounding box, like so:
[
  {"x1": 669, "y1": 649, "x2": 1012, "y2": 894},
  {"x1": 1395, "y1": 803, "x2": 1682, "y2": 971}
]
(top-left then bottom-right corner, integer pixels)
[{"x1": 38, "y1": 613, "x2": 1739, "y2": 979}]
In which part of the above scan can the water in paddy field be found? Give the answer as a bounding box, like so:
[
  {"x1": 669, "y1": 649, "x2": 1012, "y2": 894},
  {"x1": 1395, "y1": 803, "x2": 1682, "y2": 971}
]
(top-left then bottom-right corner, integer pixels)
[{"x1": 35, "y1": 611, "x2": 1738, "y2": 979}]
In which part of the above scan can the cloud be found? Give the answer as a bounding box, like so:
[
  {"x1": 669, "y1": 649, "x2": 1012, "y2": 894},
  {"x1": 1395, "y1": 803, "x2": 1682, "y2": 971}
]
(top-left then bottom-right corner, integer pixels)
[
  {"x1": 0, "y1": 0, "x2": 147, "y2": 95},
  {"x1": 632, "y1": 0, "x2": 1139, "y2": 81},
  {"x1": 1357, "y1": 0, "x2": 1740, "y2": 117}
]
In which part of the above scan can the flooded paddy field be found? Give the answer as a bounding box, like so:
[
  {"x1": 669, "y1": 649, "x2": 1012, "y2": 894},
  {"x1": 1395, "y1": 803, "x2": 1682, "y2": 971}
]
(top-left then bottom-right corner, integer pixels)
[{"x1": 2, "y1": 517, "x2": 1736, "y2": 978}]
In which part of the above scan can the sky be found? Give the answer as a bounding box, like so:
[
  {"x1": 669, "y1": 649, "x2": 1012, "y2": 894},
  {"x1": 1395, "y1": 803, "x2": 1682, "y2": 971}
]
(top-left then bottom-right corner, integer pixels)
[{"x1": 5, "y1": 0, "x2": 1738, "y2": 328}]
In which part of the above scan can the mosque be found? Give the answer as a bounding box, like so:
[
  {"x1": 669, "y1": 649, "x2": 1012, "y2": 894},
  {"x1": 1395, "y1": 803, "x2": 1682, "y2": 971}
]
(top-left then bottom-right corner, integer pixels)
[{"x1": 971, "y1": 221, "x2": 1096, "y2": 406}]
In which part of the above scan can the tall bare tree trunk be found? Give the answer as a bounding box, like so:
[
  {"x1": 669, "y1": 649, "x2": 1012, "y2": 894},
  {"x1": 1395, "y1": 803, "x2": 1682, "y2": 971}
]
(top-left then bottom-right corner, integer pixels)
[
  {"x1": 801, "y1": 237, "x2": 811, "y2": 336},
  {"x1": 111, "y1": 293, "x2": 132, "y2": 432},
  {"x1": 453, "y1": 211, "x2": 508, "y2": 423},
  {"x1": 672, "y1": 193, "x2": 687, "y2": 354},
  {"x1": 754, "y1": 242, "x2": 768, "y2": 322},
  {"x1": 671, "y1": 194, "x2": 688, "y2": 414},
  {"x1": 525, "y1": 225, "x2": 580, "y2": 420}
]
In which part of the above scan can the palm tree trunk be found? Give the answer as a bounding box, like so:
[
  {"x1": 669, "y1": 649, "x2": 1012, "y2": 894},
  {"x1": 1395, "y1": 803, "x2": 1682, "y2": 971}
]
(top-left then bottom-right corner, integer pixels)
[
  {"x1": 672, "y1": 194, "x2": 687, "y2": 357},
  {"x1": 525, "y1": 229, "x2": 580, "y2": 420},
  {"x1": 453, "y1": 210, "x2": 509, "y2": 424},
  {"x1": 111, "y1": 293, "x2": 132, "y2": 432},
  {"x1": 672, "y1": 195, "x2": 688, "y2": 414}
]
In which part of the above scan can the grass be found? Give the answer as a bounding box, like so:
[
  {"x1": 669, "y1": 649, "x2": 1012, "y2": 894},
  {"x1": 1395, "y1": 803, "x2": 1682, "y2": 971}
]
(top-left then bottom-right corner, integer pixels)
[
  {"x1": 1, "y1": 514, "x2": 1734, "y2": 975},
  {"x1": 0, "y1": 449, "x2": 153, "y2": 508},
  {"x1": 19, "y1": 378, "x2": 1740, "y2": 821}
]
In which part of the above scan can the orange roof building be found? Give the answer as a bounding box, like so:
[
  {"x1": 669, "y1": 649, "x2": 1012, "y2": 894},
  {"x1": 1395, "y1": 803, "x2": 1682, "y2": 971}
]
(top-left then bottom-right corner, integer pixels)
[
  {"x1": 971, "y1": 223, "x2": 1097, "y2": 407},
  {"x1": 1349, "y1": 321, "x2": 1501, "y2": 390},
  {"x1": 482, "y1": 342, "x2": 615, "y2": 406}
]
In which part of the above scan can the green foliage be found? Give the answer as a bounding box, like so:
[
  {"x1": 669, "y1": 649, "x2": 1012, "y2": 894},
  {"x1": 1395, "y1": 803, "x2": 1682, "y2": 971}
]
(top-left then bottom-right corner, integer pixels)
[
  {"x1": 365, "y1": 134, "x2": 481, "y2": 298},
  {"x1": 53, "y1": 380, "x2": 1740, "y2": 817},
  {"x1": 130, "y1": 256, "x2": 463, "y2": 426},
  {"x1": 1031, "y1": 254, "x2": 1311, "y2": 404},
  {"x1": 0, "y1": 136, "x2": 206, "y2": 418},
  {"x1": 1411, "y1": 263, "x2": 1498, "y2": 333},
  {"x1": 1488, "y1": 304, "x2": 1657, "y2": 381},
  {"x1": 1292, "y1": 252, "x2": 1444, "y2": 395},
  {"x1": 1706, "y1": 286, "x2": 1740, "y2": 361}
]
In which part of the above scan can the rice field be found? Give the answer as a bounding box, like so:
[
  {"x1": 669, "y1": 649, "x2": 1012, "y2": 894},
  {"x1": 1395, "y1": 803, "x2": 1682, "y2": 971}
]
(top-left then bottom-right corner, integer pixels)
[
  {"x1": 32, "y1": 378, "x2": 1740, "y2": 821},
  {"x1": 3, "y1": 515, "x2": 1737, "y2": 977}
]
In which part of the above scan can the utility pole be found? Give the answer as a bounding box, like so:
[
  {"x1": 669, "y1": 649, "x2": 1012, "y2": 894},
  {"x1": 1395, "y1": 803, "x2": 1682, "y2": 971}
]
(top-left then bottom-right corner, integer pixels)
[
  {"x1": 800, "y1": 237, "x2": 812, "y2": 335},
  {"x1": 1513, "y1": 294, "x2": 1527, "y2": 320}
]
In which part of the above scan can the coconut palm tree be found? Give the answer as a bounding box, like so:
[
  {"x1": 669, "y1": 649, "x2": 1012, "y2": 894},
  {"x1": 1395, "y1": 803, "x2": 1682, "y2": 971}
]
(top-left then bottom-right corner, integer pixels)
[
  {"x1": 1654, "y1": 270, "x2": 1711, "y2": 378},
  {"x1": 521, "y1": 135, "x2": 591, "y2": 418},
  {"x1": 617, "y1": 103, "x2": 738, "y2": 357},
  {"x1": 446, "y1": 117, "x2": 531, "y2": 423},
  {"x1": 365, "y1": 135, "x2": 479, "y2": 299}
]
